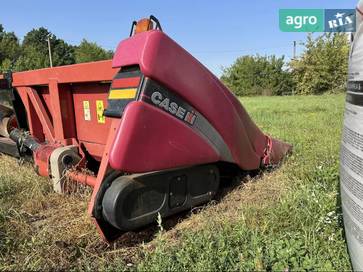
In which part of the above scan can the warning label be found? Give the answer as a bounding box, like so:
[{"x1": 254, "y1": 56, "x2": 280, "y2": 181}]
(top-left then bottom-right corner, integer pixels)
[
  {"x1": 83, "y1": 101, "x2": 91, "y2": 121},
  {"x1": 96, "y1": 100, "x2": 105, "y2": 124}
]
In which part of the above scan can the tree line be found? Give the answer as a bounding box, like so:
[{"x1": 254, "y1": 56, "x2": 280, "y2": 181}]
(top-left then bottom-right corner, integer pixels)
[
  {"x1": 0, "y1": 25, "x2": 350, "y2": 96},
  {"x1": 0, "y1": 24, "x2": 113, "y2": 73},
  {"x1": 221, "y1": 33, "x2": 349, "y2": 96}
]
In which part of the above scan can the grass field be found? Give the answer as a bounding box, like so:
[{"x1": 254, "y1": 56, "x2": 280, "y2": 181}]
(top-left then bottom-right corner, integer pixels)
[{"x1": 0, "y1": 94, "x2": 352, "y2": 270}]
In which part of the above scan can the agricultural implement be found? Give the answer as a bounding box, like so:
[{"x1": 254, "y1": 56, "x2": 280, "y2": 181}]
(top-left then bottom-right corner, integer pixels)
[{"x1": 0, "y1": 17, "x2": 291, "y2": 241}]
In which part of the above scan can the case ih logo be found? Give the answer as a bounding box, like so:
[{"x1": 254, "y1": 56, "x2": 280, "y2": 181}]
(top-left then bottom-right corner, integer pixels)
[{"x1": 151, "y1": 91, "x2": 196, "y2": 125}]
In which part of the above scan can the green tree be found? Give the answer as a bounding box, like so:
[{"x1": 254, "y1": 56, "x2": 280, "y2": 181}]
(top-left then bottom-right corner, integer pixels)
[
  {"x1": 290, "y1": 33, "x2": 349, "y2": 94},
  {"x1": 0, "y1": 24, "x2": 114, "y2": 73},
  {"x1": 221, "y1": 55, "x2": 294, "y2": 96},
  {"x1": 0, "y1": 24, "x2": 21, "y2": 72},
  {"x1": 14, "y1": 27, "x2": 75, "y2": 71},
  {"x1": 74, "y1": 39, "x2": 113, "y2": 63}
]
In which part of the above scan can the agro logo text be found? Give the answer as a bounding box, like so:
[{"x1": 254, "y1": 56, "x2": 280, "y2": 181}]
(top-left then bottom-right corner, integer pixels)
[
  {"x1": 285, "y1": 15, "x2": 317, "y2": 29},
  {"x1": 151, "y1": 91, "x2": 196, "y2": 125},
  {"x1": 279, "y1": 9, "x2": 324, "y2": 32},
  {"x1": 279, "y1": 9, "x2": 355, "y2": 32}
]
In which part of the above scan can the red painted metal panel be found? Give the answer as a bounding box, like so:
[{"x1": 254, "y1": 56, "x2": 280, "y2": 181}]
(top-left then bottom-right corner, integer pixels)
[
  {"x1": 80, "y1": 141, "x2": 107, "y2": 161},
  {"x1": 8, "y1": 60, "x2": 117, "y2": 160},
  {"x1": 11, "y1": 60, "x2": 117, "y2": 87},
  {"x1": 41, "y1": 82, "x2": 78, "y2": 143},
  {"x1": 25, "y1": 87, "x2": 55, "y2": 142},
  {"x1": 57, "y1": 84, "x2": 77, "y2": 140},
  {"x1": 111, "y1": 77, "x2": 140, "y2": 89},
  {"x1": 16, "y1": 87, "x2": 45, "y2": 142},
  {"x1": 49, "y1": 80, "x2": 65, "y2": 140},
  {"x1": 109, "y1": 101, "x2": 219, "y2": 172},
  {"x1": 9, "y1": 60, "x2": 117, "y2": 148},
  {"x1": 88, "y1": 118, "x2": 120, "y2": 240},
  {"x1": 112, "y1": 31, "x2": 266, "y2": 170},
  {"x1": 72, "y1": 83, "x2": 111, "y2": 153},
  {"x1": 111, "y1": 31, "x2": 292, "y2": 170},
  {"x1": 37, "y1": 87, "x2": 53, "y2": 125}
]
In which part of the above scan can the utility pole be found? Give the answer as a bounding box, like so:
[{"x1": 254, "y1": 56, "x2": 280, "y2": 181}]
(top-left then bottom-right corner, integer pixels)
[
  {"x1": 47, "y1": 36, "x2": 53, "y2": 68},
  {"x1": 293, "y1": 40, "x2": 296, "y2": 60}
]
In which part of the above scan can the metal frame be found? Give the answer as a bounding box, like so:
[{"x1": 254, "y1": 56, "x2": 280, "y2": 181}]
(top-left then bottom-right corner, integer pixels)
[
  {"x1": 0, "y1": 60, "x2": 119, "y2": 193},
  {"x1": 10, "y1": 60, "x2": 117, "y2": 145}
]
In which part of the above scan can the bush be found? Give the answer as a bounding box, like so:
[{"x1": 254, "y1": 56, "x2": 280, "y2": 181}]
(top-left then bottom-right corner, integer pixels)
[
  {"x1": 221, "y1": 33, "x2": 349, "y2": 96},
  {"x1": 290, "y1": 33, "x2": 349, "y2": 95},
  {"x1": 221, "y1": 55, "x2": 295, "y2": 96}
]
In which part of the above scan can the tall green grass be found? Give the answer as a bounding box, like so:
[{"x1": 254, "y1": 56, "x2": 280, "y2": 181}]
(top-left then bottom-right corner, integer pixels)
[
  {"x1": 137, "y1": 94, "x2": 351, "y2": 271},
  {"x1": 0, "y1": 94, "x2": 351, "y2": 270}
]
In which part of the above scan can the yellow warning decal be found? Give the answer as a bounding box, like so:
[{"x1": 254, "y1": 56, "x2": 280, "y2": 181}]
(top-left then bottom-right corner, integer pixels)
[
  {"x1": 96, "y1": 100, "x2": 106, "y2": 124},
  {"x1": 108, "y1": 88, "x2": 137, "y2": 100},
  {"x1": 83, "y1": 101, "x2": 91, "y2": 121}
]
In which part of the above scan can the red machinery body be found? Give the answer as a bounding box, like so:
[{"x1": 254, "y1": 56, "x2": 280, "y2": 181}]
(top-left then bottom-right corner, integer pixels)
[
  {"x1": 0, "y1": 18, "x2": 291, "y2": 241},
  {"x1": 109, "y1": 30, "x2": 289, "y2": 173},
  {"x1": 7, "y1": 60, "x2": 116, "y2": 159}
]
